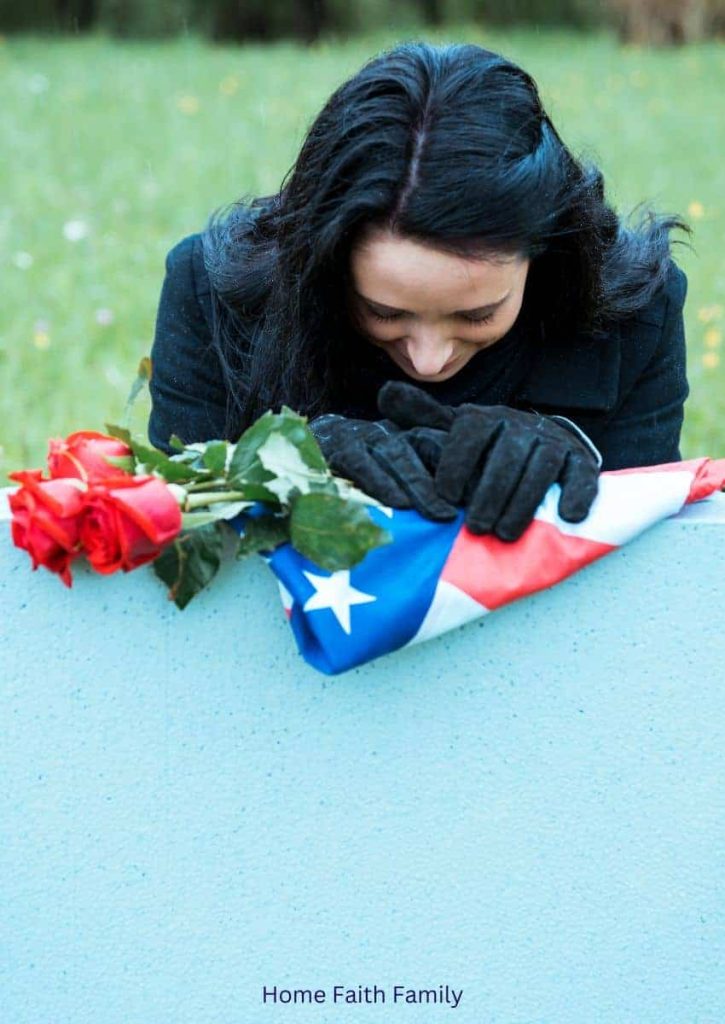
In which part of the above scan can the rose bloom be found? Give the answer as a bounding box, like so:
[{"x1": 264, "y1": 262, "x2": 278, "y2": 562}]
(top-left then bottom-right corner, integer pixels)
[
  {"x1": 7, "y1": 470, "x2": 86, "y2": 587},
  {"x1": 47, "y1": 430, "x2": 133, "y2": 483},
  {"x1": 79, "y1": 474, "x2": 182, "y2": 575}
]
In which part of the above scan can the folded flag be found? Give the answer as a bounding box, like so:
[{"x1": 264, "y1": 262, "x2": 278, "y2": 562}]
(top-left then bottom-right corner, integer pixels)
[{"x1": 231, "y1": 458, "x2": 725, "y2": 675}]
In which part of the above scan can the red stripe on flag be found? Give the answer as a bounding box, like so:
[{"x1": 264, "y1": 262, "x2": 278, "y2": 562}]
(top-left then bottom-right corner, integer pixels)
[
  {"x1": 604, "y1": 458, "x2": 706, "y2": 477},
  {"x1": 441, "y1": 520, "x2": 616, "y2": 611},
  {"x1": 685, "y1": 458, "x2": 725, "y2": 503}
]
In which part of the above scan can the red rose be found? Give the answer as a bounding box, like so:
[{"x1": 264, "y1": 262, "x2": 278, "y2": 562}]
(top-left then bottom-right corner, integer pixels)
[
  {"x1": 47, "y1": 430, "x2": 133, "y2": 484},
  {"x1": 79, "y1": 474, "x2": 182, "y2": 574},
  {"x1": 7, "y1": 469, "x2": 86, "y2": 587}
]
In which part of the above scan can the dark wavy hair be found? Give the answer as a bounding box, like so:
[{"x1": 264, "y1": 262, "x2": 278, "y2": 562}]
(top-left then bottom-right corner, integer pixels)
[{"x1": 200, "y1": 39, "x2": 691, "y2": 440}]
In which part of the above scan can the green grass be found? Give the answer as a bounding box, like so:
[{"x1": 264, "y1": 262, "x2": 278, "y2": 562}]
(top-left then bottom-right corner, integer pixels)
[{"x1": 1, "y1": 25, "x2": 724, "y2": 485}]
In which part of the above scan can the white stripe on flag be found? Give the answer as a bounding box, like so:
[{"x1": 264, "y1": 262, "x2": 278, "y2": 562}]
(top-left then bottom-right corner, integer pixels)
[
  {"x1": 406, "y1": 579, "x2": 490, "y2": 647},
  {"x1": 277, "y1": 580, "x2": 293, "y2": 612},
  {"x1": 533, "y1": 470, "x2": 694, "y2": 546}
]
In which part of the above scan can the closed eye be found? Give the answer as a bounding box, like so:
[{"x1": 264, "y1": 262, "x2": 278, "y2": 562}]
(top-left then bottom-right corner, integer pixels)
[
  {"x1": 460, "y1": 311, "x2": 495, "y2": 325},
  {"x1": 370, "y1": 310, "x2": 495, "y2": 325},
  {"x1": 371, "y1": 310, "x2": 404, "y2": 322}
]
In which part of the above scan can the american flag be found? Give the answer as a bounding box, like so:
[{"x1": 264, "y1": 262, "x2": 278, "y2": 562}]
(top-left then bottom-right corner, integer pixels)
[{"x1": 232, "y1": 458, "x2": 725, "y2": 675}]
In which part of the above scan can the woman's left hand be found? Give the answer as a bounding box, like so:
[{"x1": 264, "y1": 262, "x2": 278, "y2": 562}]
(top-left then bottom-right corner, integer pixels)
[
  {"x1": 377, "y1": 381, "x2": 602, "y2": 542},
  {"x1": 308, "y1": 412, "x2": 458, "y2": 521}
]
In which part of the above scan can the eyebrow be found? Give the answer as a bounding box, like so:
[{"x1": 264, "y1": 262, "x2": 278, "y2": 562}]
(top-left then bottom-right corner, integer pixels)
[{"x1": 354, "y1": 290, "x2": 511, "y2": 316}]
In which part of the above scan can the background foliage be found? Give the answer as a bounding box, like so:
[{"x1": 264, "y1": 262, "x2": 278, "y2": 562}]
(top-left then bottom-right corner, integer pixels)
[
  {"x1": 1, "y1": 0, "x2": 725, "y2": 40},
  {"x1": 0, "y1": 22, "x2": 723, "y2": 484}
]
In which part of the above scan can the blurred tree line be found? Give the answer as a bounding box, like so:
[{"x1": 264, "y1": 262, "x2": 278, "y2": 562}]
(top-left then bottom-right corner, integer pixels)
[{"x1": 1, "y1": 0, "x2": 723, "y2": 42}]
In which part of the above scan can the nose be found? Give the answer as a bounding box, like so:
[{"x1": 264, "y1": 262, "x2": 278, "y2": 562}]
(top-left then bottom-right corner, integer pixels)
[{"x1": 402, "y1": 331, "x2": 455, "y2": 376}]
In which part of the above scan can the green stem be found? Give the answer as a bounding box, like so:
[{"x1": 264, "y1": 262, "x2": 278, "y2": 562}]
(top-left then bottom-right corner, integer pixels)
[
  {"x1": 185, "y1": 490, "x2": 248, "y2": 511},
  {"x1": 185, "y1": 478, "x2": 225, "y2": 492}
]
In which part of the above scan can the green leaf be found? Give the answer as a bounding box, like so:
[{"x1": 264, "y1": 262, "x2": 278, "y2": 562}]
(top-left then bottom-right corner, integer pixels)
[
  {"x1": 202, "y1": 440, "x2": 229, "y2": 475},
  {"x1": 168, "y1": 433, "x2": 186, "y2": 453},
  {"x1": 180, "y1": 500, "x2": 254, "y2": 530},
  {"x1": 278, "y1": 405, "x2": 329, "y2": 471},
  {"x1": 256, "y1": 431, "x2": 331, "y2": 502},
  {"x1": 101, "y1": 453, "x2": 136, "y2": 474},
  {"x1": 164, "y1": 443, "x2": 207, "y2": 466},
  {"x1": 120, "y1": 356, "x2": 152, "y2": 428},
  {"x1": 104, "y1": 425, "x2": 204, "y2": 482},
  {"x1": 129, "y1": 438, "x2": 207, "y2": 483},
  {"x1": 152, "y1": 522, "x2": 226, "y2": 609},
  {"x1": 104, "y1": 422, "x2": 132, "y2": 446},
  {"x1": 331, "y1": 476, "x2": 388, "y2": 509},
  {"x1": 227, "y1": 410, "x2": 287, "y2": 502},
  {"x1": 227, "y1": 407, "x2": 334, "y2": 504},
  {"x1": 289, "y1": 492, "x2": 392, "y2": 572},
  {"x1": 235, "y1": 513, "x2": 291, "y2": 558}
]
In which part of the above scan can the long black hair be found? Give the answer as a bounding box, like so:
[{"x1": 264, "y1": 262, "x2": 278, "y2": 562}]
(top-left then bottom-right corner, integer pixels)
[{"x1": 200, "y1": 39, "x2": 691, "y2": 440}]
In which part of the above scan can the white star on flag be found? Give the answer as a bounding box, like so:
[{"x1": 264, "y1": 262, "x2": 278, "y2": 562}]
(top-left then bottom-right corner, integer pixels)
[{"x1": 301, "y1": 569, "x2": 376, "y2": 634}]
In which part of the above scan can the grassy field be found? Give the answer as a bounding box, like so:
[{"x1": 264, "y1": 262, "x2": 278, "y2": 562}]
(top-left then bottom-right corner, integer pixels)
[{"x1": 1, "y1": 25, "x2": 724, "y2": 485}]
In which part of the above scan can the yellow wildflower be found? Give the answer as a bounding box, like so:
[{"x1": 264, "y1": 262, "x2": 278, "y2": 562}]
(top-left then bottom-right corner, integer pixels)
[
  {"x1": 697, "y1": 305, "x2": 722, "y2": 324},
  {"x1": 219, "y1": 75, "x2": 239, "y2": 96},
  {"x1": 702, "y1": 351, "x2": 719, "y2": 370},
  {"x1": 177, "y1": 95, "x2": 200, "y2": 115}
]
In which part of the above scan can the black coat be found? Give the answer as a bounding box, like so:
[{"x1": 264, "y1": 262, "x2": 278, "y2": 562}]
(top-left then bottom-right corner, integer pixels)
[{"x1": 148, "y1": 231, "x2": 690, "y2": 472}]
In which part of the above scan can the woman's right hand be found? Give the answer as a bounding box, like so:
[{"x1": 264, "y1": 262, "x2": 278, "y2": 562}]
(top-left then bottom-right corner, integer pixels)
[
  {"x1": 377, "y1": 381, "x2": 602, "y2": 541},
  {"x1": 308, "y1": 413, "x2": 458, "y2": 521}
]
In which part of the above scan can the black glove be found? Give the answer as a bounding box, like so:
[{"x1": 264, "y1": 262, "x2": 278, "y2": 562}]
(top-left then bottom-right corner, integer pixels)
[
  {"x1": 377, "y1": 381, "x2": 602, "y2": 542},
  {"x1": 308, "y1": 413, "x2": 458, "y2": 521}
]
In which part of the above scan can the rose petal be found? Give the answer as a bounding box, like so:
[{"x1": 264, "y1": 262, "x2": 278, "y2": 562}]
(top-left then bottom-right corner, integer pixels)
[
  {"x1": 80, "y1": 502, "x2": 124, "y2": 574},
  {"x1": 47, "y1": 431, "x2": 133, "y2": 483},
  {"x1": 8, "y1": 472, "x2": 86, "y2": 518},
  {"x1": 96, "y1": 475, "x2": 182, "y2": 546}
]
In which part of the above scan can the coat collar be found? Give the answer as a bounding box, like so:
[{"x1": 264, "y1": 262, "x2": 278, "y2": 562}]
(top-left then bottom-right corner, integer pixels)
[{"x1": 516, "y1": 318, "x2": 622, "y2": 412}]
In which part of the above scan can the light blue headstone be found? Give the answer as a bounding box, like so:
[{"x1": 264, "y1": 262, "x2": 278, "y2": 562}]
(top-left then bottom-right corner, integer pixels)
[{"x1": 1, "y1": 487, "x2": 724, "y2": 1024}]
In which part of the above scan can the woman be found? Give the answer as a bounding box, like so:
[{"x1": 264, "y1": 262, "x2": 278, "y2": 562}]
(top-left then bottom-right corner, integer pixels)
[{"x1": 148, "y1": 40, "x2": 691, "y2": 542}]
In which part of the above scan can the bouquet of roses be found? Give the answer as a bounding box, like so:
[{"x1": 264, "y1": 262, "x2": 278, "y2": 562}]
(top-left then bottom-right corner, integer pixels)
[
  {"x1": 5, "y1": 360, "x2": 392, "y2": 609},
  {"x1": 7, "y1": 361, "x2": 725, "y2": 674}
]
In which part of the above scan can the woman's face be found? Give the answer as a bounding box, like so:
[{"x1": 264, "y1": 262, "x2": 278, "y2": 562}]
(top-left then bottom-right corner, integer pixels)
[{"x1": 348, "y1": 228, "x2": 530, "y2": 382}]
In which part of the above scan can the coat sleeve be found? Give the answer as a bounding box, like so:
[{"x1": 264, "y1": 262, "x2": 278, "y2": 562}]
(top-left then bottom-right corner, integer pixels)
[
  {"x1": 147, "y1": 233, "x2": 229, "y2": 455},
  {"x1": 596, "y1": 262, "x2": 690, "y2": 471}
]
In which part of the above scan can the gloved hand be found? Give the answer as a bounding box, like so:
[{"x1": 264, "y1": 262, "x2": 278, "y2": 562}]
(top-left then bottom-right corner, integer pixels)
[
  {"x1": 377, "y1": 381, "x2": 602, "y2": 542},
  {"x1": 308, "y1": 413, "x2": 458, "y2": 522}
]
